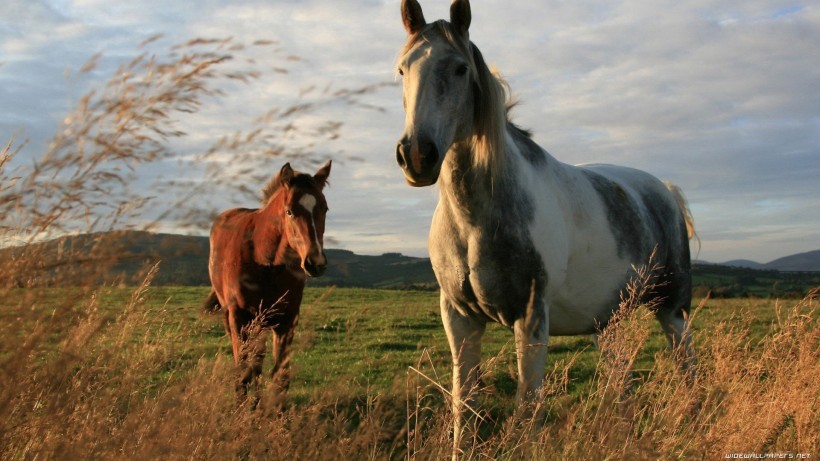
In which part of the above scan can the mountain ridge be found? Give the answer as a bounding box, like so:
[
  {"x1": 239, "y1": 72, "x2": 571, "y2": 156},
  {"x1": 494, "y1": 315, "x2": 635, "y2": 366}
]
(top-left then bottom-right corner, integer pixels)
[
  {"x1": 3, "y1": 231, "x2": 818, "y2": 296},
  {"x1": 705, "y1": 249, "x2": 820, "y2": 271}
]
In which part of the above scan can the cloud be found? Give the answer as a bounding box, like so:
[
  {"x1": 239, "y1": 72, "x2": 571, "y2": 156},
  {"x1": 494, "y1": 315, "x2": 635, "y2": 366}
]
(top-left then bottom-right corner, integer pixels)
[{"x1": 1, "y1": 0, "x2": 818, "y2": 263}]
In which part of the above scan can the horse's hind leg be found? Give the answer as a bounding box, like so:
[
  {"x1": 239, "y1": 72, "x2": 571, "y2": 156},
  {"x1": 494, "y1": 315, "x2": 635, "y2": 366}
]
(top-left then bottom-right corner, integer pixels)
[
  {"x1": 222, "y1": 309, "x2": 230, "y2": 336},
  {"x1": 226, "y1": 304, "x2": 244, "y2": 368},
  {"x1": 655, "y1": 304, "x2": 697, "y2": 380},
  {"x1": 653, "y1": 264, "x2": 697, "y2": 379},
  {"x1": 655, "y1": 300, "x2": 702, "y2": 418}
]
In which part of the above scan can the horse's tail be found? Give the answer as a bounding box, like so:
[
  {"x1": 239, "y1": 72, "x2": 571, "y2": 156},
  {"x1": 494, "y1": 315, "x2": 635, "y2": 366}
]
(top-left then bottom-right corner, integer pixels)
[
  {"x1": 664, "y1": 181, "x2": 701, "y2": 250},
  {"x1": 201, "y1": 288, "x2": 221, "y2": 313}
]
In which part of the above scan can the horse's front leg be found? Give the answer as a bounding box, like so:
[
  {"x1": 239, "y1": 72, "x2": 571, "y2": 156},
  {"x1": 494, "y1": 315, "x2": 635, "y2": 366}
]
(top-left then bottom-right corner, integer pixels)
[
  {"x1": 271, "y1": 327, "x2": 295, "y2": 394},
  {"x1": 441, "y1": 297, "x2": 486, "y2": 458},
  {"x1": 244, "y1": 329, "x2": 267, "y2": 406},
  {"x1": 227, "y1": 304, "x2": 265, "y2": 403},
  {"x1": 512, "y1": 300, "x2": 549, "y2": 418}
]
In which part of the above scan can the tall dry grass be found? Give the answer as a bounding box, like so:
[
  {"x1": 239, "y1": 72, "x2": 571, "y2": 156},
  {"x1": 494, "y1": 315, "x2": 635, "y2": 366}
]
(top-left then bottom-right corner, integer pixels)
[
  {"x1": 1, "y1": 269, "x2": 817, "y2": 459},
  {"x1": 402, "y1": 262, "x2": 819, "y2": 460},
  {"x1": 0, "y1": 34, "x2": 391, "y2": 459},
  {"x1": 1, "y1": 35, "x2": 818, "y2": 460},
  {"x1": 1, "y1": 34, "x2": 387, "y2": 286}
]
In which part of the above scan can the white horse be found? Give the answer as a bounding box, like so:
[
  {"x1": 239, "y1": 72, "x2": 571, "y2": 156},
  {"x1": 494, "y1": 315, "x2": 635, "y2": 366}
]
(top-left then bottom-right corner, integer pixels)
[{"x1": 395, "y1": 0, "x2": 697, "y2": 451}]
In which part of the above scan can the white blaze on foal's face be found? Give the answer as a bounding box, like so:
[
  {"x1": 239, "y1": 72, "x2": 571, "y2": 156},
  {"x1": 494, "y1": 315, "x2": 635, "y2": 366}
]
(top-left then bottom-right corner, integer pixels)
[
  {"x1": 299, "y1": 193, "x2": 317, "y2": 214},
  {"x1": 298, "y1": 193, "x2": 321, "y2": 250}
]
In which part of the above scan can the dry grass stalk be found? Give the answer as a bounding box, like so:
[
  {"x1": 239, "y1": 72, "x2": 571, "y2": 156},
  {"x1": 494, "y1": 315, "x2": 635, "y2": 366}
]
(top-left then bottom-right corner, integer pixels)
[
  {"x1": 2, "y1": 264, "x2": 818, "y2": 459},
  {"x1": 0, "y1": 33, "x2": 392, "y2": 460},
  {"x1": 1, "y1": 35, "x2": 388, "y2": 290},
  {"x1": 1, "y1": 30, "x2": 819, "y2": 461}
]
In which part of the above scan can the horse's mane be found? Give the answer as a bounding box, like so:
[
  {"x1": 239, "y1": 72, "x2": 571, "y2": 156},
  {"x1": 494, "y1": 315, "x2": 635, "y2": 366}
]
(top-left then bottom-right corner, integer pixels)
[
  {"x1": 399, "y1": 20, "x2": 513, "y2": 179},
  {"x1": 260, "y1": 170, "x2": 322, "y2": 206}
]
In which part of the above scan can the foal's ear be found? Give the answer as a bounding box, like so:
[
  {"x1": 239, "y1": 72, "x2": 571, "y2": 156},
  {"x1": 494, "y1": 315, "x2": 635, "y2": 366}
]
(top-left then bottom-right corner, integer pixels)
[
  {"x1": 401, "y1": 0, "x2": 426, "y2": 36},
  {"x1": 278, "y1": 162, "x2": 295, "y2": 186},
  {"x1": 450, "y1": 0, "x2": 471, "y2": 37},
  {"x1": 313, "y1": 160, "x2": 332, "y2": 190}
]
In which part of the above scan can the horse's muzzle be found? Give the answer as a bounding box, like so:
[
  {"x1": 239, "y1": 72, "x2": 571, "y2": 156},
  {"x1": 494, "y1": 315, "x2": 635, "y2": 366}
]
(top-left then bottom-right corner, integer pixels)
[
  {"x1": 396, "y1": 136, "x2": 440, "y2": 187},
  {"x1": 303, "y1": 254, "x2": 327, "y2": 277}
]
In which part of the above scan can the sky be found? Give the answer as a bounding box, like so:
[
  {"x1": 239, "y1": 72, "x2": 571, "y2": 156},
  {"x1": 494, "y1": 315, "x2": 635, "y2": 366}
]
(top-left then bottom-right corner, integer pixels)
[{"x1": 1, "y1": 0, "x2": 818, "y2": 264}]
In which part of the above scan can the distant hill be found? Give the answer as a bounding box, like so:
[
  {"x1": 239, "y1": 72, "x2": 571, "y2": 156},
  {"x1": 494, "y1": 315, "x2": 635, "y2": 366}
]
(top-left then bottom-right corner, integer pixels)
[
  {"x1": 764, "y1": 249, "x2": 820, "y2": 272},
  {"x1": 102, "y1": 231, "x2": 437, "y2": 289},
  {"x1": 690, "y1": 263, "x2": 817, "y2": 298},
  {"x1": 0, "y1": 231, "x2": 211, "y2": 287},
  {"x1": 0, "y1": 230, "x2": 436, "y2": 289},
  {"x1": 700, "y1": 250, "x2": 820, "y2": 272},
  {"x1": 721, "y1": 259, "x2": 765, "y2": 270},
  {"x1": 309, "y1": 249, "x2": 436, "y2": 289},
  {"x1": 3, "y1": 231, "x2": 816, "y2": 296}
]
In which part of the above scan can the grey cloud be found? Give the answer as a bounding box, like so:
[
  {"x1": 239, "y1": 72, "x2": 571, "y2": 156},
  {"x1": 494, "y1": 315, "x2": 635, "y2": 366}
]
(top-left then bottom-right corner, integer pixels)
[{"x1": 1, "y1": 0, "x2": 818, "y2": 263}]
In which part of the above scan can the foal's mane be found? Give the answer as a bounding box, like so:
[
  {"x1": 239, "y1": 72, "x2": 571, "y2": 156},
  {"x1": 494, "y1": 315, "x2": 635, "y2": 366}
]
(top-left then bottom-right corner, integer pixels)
[
  {"x1": 260, "y1": 170, "x2": 321, "y2": 207},
  {"x1": 399, "y1": 20, "x2": 512, "y2": 179}
]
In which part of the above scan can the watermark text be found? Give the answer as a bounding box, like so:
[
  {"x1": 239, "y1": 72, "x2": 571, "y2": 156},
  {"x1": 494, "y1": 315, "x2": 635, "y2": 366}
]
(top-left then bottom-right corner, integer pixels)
[{"x1": 725, "y1": 454, "x2": 811, "y2": 460}]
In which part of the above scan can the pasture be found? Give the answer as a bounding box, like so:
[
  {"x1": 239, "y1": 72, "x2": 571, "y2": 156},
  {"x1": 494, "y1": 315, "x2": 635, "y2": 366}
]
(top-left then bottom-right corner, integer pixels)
[
  {"x1": 1, "y1": 25, "x2": 815, "y2": 461},
  {"x1": 1, "y1": 281, "x2": 817, "y2": 459}
]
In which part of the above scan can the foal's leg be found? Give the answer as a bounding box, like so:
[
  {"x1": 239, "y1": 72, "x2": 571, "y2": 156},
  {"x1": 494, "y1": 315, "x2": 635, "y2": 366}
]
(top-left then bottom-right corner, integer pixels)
[
  {"x1": 441, "y1": 297, "x2": 486, "y2": 458},
  {"x1": 270, "y1": 327, "x2": 295, "y2": 394},
  {"x1": 226, "y1": 304, "x2": 243, "y2": 366},
  {"x1": 226, "y1": 304, "x2": 250, "y2": 398},
  {"x1": 243, "y1": 329, "x2": 267, "y2": 405},
  {"x1": 227, "y1": 305, "x2": 266, "y2": 402}
]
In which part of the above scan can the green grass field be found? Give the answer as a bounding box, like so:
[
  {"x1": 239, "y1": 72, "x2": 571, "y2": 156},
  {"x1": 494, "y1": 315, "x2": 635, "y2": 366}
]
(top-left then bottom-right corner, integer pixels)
[
  {"x1": 2, "y1": 284, "x2": 817, "y2": 459},
  {"x1": 2, "y1": 286, "x2": 768, "y2": 403}
]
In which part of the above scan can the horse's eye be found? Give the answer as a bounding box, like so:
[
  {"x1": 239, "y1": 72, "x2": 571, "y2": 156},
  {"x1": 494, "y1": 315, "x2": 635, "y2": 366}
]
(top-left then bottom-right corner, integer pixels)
[
  {"x1": 398, "y1": 68, "x2": 404, "y2": 76},
  {"x1": 286, "y1": 209, "x2": 294, "y2": 217},
  {"x1": 455, "y1": 64, "x2": 468, "y2": 76}
]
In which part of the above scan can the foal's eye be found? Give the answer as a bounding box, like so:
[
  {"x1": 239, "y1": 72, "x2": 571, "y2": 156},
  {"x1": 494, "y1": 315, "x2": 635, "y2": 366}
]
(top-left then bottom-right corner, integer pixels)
[
  {"x1": 286, "y1": 209, "x2": 294, "y2": 217},
  {"x1": 455, "y1": 64, "x2": 468, "y2": 76},
  {"x1": 397, "y1": 68, "x2": 404, "y2": 76}
]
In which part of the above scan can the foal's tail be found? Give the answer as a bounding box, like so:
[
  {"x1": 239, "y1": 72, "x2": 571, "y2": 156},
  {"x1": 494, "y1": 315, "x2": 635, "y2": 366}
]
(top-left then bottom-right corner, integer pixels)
[
  {"x1": 201, "y1": 288, "x2": 221, "y2": 313},
  {"x1": 664, "y1": 181, "x2": 701, "y2": 250}
]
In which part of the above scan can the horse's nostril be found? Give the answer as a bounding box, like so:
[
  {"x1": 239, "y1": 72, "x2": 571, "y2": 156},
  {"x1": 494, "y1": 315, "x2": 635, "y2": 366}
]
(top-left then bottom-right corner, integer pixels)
[
  {"x1": 396, "y1": 143, "x2": 407, "y2": 168},
  {"x1": 422, "y1": 142, "x2": 439, "y2": 168},
  {"x1": 305, "y1": 263, "x2": 326, "y2": 277},
  {"x1": 304, "y1": 253, "x2": 328, "y2": 276}
]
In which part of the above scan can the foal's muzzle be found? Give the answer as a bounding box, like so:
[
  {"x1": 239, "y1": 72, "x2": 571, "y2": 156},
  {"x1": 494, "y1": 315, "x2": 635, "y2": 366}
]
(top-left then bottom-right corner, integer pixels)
[
  {"x1": 396, "y1": 136, "x2": 440, "y2": 187},
  {"x1": 303, "y1": 253, "x2": 327, "y2": 277}
]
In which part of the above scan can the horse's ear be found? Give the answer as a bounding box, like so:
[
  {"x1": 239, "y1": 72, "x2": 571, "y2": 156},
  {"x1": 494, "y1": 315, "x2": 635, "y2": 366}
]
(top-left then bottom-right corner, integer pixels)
[
  {"x1": 313, "y1": 160, "x2": 332, "y2": 190},
  {"x1": 279, "y1": 162, "x2": 295, "y2": 187},
  {"x1": 401, "y1": 0, "x2": 426, "y2": 36},
  {"x1": 450, "y1": 0, "x2": 471, "y2": 37}
]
